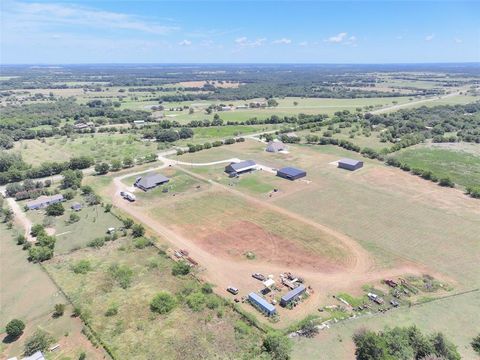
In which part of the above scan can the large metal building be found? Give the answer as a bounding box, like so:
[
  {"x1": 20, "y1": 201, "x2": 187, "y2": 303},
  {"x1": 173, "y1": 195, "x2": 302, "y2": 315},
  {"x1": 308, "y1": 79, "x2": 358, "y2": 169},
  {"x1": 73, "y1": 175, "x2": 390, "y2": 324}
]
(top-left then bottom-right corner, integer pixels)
[
  {"x1": 276, "y1": 167, "x2": 307, "y2": 180},
  {"x1": 224, "y1": 160, "x2": 257, "y2": 175},
  {"x1": 134, "y1": 172, "x2": 169, "y2": 191},
  {"x1": 338, "y1": 158, "x2": 364, "y2": 171},
  {"x1": 280, "y1": 284, "x2": 306, "y2": 307},
  {"x1": 248, "y1": 292, "x2": 276, "y2": 316}
]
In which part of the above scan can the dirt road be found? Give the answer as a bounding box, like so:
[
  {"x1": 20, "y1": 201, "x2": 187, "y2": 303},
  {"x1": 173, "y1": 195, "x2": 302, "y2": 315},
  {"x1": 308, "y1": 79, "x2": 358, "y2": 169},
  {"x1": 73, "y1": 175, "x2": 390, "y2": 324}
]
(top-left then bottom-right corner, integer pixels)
[{"x1": 6, "y1": 197, "x2": 34, "y2": 242}]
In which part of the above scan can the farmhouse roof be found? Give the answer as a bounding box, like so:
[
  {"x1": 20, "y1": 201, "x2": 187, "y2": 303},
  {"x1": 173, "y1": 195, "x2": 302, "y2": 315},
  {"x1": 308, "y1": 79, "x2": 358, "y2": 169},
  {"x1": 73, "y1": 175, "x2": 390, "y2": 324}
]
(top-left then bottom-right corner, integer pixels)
[
  {"x1": 339, "y1": 158, "x2": 362, "y2": 166},
  {"x1": 135, "y1": 172, "x2": 169, "y2": 189},
  {"x1": 26, "y1": 194, "x2": 64, "y2": 209},
  {"x1": 230, "y1": 160, "x2": 256, "y2": 172},
  {"x1": 281, "y1": 284, "x2": 306, "y2": 303},
  {"x1": 23, "y1": 351, "x2": 46, "y2": 360}
]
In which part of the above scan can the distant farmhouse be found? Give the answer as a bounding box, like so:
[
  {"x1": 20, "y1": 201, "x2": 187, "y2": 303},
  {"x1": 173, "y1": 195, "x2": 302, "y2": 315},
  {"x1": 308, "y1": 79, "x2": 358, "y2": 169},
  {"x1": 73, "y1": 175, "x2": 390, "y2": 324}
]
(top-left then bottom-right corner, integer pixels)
[
  {"x1": 276, "y1": 167, "x2": 306, "y2": 181},
  {"x1": 224, "y1": 160, "x2": 257, "y2": 176},
  {"x1": 134, "y1": 172, "x2": 169, "y2": 191},
  {"x1": 26, "y1": 194, "x2": 64, "y2": 210},
  {"x1": 265, "y1": 141, "x2": 287, "y2": 153},
  {"x1": 248, "y1": 292, "x2": 276, "y2": 316},
  {"x1": 280, "y1": 284, "x2": 306, "y2": 307},
  {"x1": 338, "y1": 158, "x2": 364, "y2": 171}
]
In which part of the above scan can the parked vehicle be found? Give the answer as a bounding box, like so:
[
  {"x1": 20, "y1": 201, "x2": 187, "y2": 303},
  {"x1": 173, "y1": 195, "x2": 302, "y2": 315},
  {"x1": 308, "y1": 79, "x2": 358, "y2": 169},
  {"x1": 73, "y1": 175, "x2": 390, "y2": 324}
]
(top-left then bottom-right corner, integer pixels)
[
  {"x1": 120, "y1": 191, "x2": 136, "y2": 202},
  {"x1": 252, "y1": 273, "x2": 266, "y2": 281},
  {"x1": 227, "y1": 286, "x2": 239, "y2": 295},
  {"x1": 367, "y1": 292, "x2": 384, "y2": 305},
  {"x1": 390, "y1": 299, "x2": 400, "y2": 307}
]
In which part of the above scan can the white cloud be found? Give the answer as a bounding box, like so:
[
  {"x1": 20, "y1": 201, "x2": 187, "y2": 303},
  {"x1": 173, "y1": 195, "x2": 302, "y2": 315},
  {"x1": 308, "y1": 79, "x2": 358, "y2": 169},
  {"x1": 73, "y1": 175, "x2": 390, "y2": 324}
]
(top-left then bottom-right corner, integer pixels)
[
  {"x1": 298, "y1": 41, "x2": 308, "y2": 47},
  {"x1": 272, "y1": 38, "x2": 291, "y2": 45},
  {"x1": 178, "y1": 39, "x2": 192, "y2": 46},
  {"x1": 234, "y1": 36, "x2": 266, "y2": 47},
  {"x1": 454, "y1": 37, "x2": 463, "y2": 44},
  {"x1": 3, "y1": 0, "x2": 178, "y2": 35},
  {"x1": 425, "y1": 34, "x2": 435, "y2": 41},
  {"x1": 325, "y1": 32, "x2": 348, "y2": 43}
]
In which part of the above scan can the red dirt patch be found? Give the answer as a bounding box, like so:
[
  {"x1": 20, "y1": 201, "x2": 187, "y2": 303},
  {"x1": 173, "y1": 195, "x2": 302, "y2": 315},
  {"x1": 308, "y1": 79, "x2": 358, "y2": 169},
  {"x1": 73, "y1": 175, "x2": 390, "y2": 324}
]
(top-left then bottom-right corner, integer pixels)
[{"x1": 184, "y1": 220, "x2": 341, "y2": 273}]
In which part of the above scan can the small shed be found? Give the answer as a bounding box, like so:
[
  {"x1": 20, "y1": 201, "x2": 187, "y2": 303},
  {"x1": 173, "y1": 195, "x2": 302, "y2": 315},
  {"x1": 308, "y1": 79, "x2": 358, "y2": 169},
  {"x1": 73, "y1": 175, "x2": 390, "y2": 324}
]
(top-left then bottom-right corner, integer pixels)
[
  {"x1": 265, "y1": 141, "x2": 287, "y2": 153},
  {"x1": 134, "y1": 172, "x2": 169, "y2": 191},
  {"x1": 224, "y1": 160, "x2": 257, "y2": 175},
  {"x1": 263, "y1": 278, "x2": 276, "y2": 289},
  {"x1": 276, "y1": 167, "x2": 307, "y2": 181},
  {"x1": 26, "y1": 194, "x2": 64, "y2": 210},
  {"x1": 71, "y1": 202, "x2": 82, "y2": 211},
  {"x1": 280, "y1": 284, "x2": 306, "y2": 307},
  {"x1": 248, "y1": 292, "x2": 276, "y2": 316},
  {"x1": 338, "y1": 158, "x2": 363, "y2": 171}
]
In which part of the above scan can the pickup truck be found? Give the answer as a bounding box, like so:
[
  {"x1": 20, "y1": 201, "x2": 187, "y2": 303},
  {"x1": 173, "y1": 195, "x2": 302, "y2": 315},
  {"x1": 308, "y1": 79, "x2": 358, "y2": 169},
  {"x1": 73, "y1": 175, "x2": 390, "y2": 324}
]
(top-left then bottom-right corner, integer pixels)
[{"x1": 252, "y1": 273, "x2": 266, "y2": 281}]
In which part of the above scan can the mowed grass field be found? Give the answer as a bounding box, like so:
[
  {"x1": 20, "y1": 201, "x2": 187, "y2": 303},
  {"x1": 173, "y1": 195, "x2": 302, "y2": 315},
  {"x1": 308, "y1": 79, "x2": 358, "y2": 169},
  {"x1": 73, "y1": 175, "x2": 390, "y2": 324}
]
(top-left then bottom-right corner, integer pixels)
[
  {"x1": 148, "y1": 187, "x2": 351, "y2": 270},
  {"x1": 394, "y1": 144, "x2": 480, "y2": 188},
  {"x1": 22, "y1": 196, "x2": 123, "y2": 254},
  {"x1": 0, "y1": 224, "x2": 102, "y2": 359},
  {"x1": 171, "y1": 140, "x2": 480, "y2": 287},
  {"x1": 44, "y1": 238, "x2": 263, "y2": 360}
]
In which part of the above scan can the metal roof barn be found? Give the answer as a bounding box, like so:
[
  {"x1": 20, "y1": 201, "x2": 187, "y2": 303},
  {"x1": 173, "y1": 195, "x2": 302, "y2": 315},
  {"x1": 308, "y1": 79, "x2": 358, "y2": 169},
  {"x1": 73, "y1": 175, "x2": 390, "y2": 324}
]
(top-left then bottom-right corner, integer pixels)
[
  {"x1": 225, "y1": 160, "x2": 257, "y2": 174},
  {"x1": 134, "y1": 172, "x2": 169, "y2": 191},
  {"x1": 248, "y1": 292, "x2": 276, "y2": 316},
  {"x1": 276, "y1": 167, "x2": 307, "y2": 180},
  {"x1": 338, "y1": 158, "x2": 364, "y2": 171},
  {"x1": 265, "y1": 141, "x2": 287, "y2": 153},
  {"x1": 280, "y1": 284, "x2": 306, "y2": 306}
]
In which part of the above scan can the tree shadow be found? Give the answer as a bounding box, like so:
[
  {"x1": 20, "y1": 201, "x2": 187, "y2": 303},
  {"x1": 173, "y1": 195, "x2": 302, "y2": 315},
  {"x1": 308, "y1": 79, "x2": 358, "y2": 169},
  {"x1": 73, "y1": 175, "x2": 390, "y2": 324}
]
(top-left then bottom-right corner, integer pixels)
[{"x1": 2, "y1": 333, "x2": 21, "y2": 344}]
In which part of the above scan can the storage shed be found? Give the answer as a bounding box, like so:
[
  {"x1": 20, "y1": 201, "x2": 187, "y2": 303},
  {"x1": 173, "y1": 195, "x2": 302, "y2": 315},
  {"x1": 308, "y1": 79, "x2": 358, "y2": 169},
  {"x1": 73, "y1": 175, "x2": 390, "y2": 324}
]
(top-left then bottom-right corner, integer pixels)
[
  {"x1": 71, "y1": 202, "x2": 82, "y2": 211},
  {"x1": 248, "y1": 292, "x2": 276, "y2": 316},
  {"x1": 265, "y1": 141, "x2": 287, "y2": 153},
  {"x1": 276, "y1": 167, "x2": 307, "y2": 180},
  {"x1": 26, "y1": 194, "x2": 64, "y2": 210},
  {"x1": 338, "y1": 158, "x2": 363, "y2": 171},
  {"x1": 134, "y1": 172, "x2": 169, "y2": 191},
  {"x1": 224, "y1": 160, "x2": 257, "y2": 175},
  {"x1": 280, "y1": 284, "x2": 306, "y2": 307}
]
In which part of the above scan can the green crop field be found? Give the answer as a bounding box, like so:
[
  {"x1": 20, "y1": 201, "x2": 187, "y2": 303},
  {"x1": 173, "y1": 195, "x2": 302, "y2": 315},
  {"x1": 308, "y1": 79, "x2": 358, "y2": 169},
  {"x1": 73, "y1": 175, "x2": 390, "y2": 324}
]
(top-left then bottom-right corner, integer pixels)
[
  {"x1": 44, "y1": 238, "x2": 263, "y2": 359},
  {"x1": 292, "y1": 290, "x2": 480, "y2": 359},
  {"x1": 394, "y1": 145, "x2": 480, "y2": 188}
]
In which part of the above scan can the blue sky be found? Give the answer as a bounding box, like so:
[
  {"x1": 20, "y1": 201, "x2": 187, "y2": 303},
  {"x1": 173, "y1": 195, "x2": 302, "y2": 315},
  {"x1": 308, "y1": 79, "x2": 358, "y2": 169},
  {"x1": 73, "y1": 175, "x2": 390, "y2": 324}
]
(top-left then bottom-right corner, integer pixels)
[{"x1": 1, "y1": 0, "x2": 479, "y2": 64}]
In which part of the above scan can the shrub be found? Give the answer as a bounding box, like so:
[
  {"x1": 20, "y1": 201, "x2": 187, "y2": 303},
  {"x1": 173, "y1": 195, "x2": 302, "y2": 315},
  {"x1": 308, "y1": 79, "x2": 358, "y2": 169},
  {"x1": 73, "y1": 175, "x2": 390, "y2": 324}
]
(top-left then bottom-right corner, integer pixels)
[
  {"x1": 30, "y1": 224, "x2": 46, "y2": 237},
  {"x1": 439, "y1": 177, "x2": 454, "y2": 187},
  {"x1": 5, "y1": 319, "x2": 25, "y2": 338},
  {"x1": 54, "y1": 303, "x2": 65, "y2": 317},
  {"x1": 172, "y1": 261, "x2": 190, "y2": 276},
  {"x1": 104, "y1": 203, "x2": 112, "y2": 212},
  {"x1": 16, "y1": 234, "x2": 27, "y2": 245},
  {"x1": 131, "y1": 224, "x2": 145, "y2": 238},
  {"x1": 24, "y1": 329, "x2": 55, "y2": 356},
  {"x1": 87, "y1": 237, "x2": 105, "y2": 248},
  {"x1": 201, "y1": 283, "x2": 214, "y2": 294},
  {"x1": 186, "y1": 292, "x2": 206, "y2": 312},
  {"x1": 105, "y1": 304, "x2": 118, "y2": 317},
  {"x1": 122, "y1": 218, "x2": 134, "y2": 229},
  {"x1": 263, "y1": 331, "x2": 293, "y2": 360},
  {"x1": 234, "y1": 320, "x2": 251, "y2": 335},
  {"x1": 150, "y1": 291, "x2": 176, "y2": 314},
  {"x1": 133, "y1": 237, "x2": 151, "y2": 249},
  {"x1": 108, "y1": 263, "x2": 133, "y2": 289},
  {"x1": 69, "y1": 213, "x2": 80, "y2": 223},
  {"x1": 28, "y1": 246, "x2": 53, "y2": 262},
  {"x1": 205, "y1": 295, "x2": 221, "y2": 309},
  {"x1": 46, "y1": 202, "x2": 64, "y2": 216},
  {"x1": 71, "y1": 259, "x2": 91, "y2": 274},
  {"x1": 472, "y1": 334, "x2": 480, "y2": 355},
  {"x1": 466, "y1": 186, "x2": 480, "y2": 199}
]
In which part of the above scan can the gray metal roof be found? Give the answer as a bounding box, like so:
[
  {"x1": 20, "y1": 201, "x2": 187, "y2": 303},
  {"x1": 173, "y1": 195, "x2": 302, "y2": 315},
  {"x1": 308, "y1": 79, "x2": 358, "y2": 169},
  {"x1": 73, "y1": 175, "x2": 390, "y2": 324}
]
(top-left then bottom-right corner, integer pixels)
[
  {"x1": 26, "y1": 194, "x2": 64, "y2": 209},
  {"x1": 230, "y1": 160, "x2": 256, "y2": 171},
  {"x1": 266, "y1": 141, "x2": 286, "y2": 152},
  {"x1": 135, "y1": 172, "x2": 169, "y2": 189},
  {"x1": 248, "y1": 292, "x2": 276, "y2": 313},
  {"x1": 277, "y1": 167, "x2": 305, "y2": 177},
  {"x1": 339, "y1": 158, "x2": 362, "y2": 166},
  {"x1": 23, "y1": 351, "x2": 46, "y2": 360},
  {"x1": 281, "y1": 284, "x2": 306, "y2": 303}
]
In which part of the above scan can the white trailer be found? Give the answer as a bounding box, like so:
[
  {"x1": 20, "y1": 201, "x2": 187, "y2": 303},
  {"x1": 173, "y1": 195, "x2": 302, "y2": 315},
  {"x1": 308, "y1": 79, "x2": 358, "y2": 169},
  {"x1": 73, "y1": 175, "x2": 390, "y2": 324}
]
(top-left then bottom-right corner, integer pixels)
[{"x1": 120, "y1": 191, "x2": 136, "y2": 202}]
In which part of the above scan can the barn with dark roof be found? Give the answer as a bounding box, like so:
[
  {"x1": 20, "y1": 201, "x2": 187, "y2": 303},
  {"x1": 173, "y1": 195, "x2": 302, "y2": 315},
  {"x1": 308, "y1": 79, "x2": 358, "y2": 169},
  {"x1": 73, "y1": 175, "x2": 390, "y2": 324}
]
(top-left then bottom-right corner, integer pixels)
[
  {"x1": 134, "y1": 172, "x2": 169, "y2": 191},
  {"x1": 224, "y1": 160, "x2": 257, "y2": 175},
  {"x1": 276, "y1": 167, "x2": 306, "y2": 180},
  {"x1": 338, "y1": 158, "x2": 363, "y2": 171}
]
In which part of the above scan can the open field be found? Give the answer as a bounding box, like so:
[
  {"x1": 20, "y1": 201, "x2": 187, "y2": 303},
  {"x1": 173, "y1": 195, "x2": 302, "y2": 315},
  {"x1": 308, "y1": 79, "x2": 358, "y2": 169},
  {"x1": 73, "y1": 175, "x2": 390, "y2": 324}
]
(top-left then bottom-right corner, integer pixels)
[
  {"x1": 0, "y1": 223, "x2": 103, "y2": 360},
  {"x1": 22, "y1": 195, "x2": 124, "y2": 254},
  {"x1": 44, "y1": 238, "x2": 263, "y2": 359},
  {"x1": 394, "y1": 144, "x2": 480, "y2": 188},
  {"x1": 292, "y1": 290, "x2": 480, "y2": 359}
]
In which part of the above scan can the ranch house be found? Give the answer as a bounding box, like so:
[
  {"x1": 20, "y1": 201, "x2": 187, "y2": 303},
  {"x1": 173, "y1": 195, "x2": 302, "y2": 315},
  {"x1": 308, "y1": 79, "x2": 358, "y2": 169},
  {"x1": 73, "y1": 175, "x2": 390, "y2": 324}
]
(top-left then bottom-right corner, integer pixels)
[
  {"x1": 224, "y1": 160, "x2": 257, "y2": 175},
  {"x1": 26, "y1": 194, "x2": 64, "y2": 210},
  {"x1": 134, "y1": 172, "x2": 169, "y2": 191}
]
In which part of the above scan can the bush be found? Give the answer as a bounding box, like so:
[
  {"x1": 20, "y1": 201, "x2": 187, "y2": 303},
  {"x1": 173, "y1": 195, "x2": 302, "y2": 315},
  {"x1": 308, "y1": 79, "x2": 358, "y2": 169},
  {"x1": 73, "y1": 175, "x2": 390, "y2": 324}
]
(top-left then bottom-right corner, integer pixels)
[
  {"x1": 466, "y1": 186, "x2": 480, "y2": 199},
  {"x1": 186, "y1": 292, "x2": 206, "y2": 312},
  {"x1": 69, "y1": 213, "x2": 80, "y2": 223},
  {"x1": 172, "y1": 261, "x2": 190, "y2": 276},
  {"x1": 131, "y1": 224, "x2": 145, "y2": 238},
  {"x1": 108, "y1": 263, "x2": 133, "y2": 289},
  {"x1": 439, "y1": 177, "x2": 454, "y2": 187},
  {"x1": 24, "y1": 329, "x2": 54, "y2": 356},
  {"x1": 105, "y1": 304, "x2": 118, "y2": 317},
  {"x1": 71, "y1": 259, "x2": 91, "y2": 274},
  {"x1": 46, "y1": 202, "x2": 64, "y2": 216},
  {"x1": 16, "y1": 234, "x2": 27, "y2": 245},
  {"x1": 205, "y1": 295, "x2": 221, "y2": 309},
  {"x1": 30, "y1": 224, "x2": 46, "y2": 237},
  {"x1": 6, "y1": 319, "x2": 25, "y2": 338},
  {"x1": 472, "y1": 334, "x2": 480, "y2": 355},
  {"x1": 28, "y1": 246, "x2": 53, "y2": 262},
  {"x1": 150, "y1": 291, "x2": 176, "y2": 314},
  {"x1": 263, "y1": 332, "x2": 293, "y2": 360},
  {"x1": 54, "y1": 303, "x2": 65, "y2": 317},
  {"x1": 122, "y1": 218, "x2": 134, "y2": 229},
  {"x1": 87, "y1": 237, "x2": 105, "y2": 248},
  {"x1": 104, "y1": 203, "x2": 112, "y2": 212},
  {"x1": 201, "y1": 283, "x2": 214, "y2": 294},
  {"x1": 133, "y1": 237, "x2": 152, "y2": 249}
]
